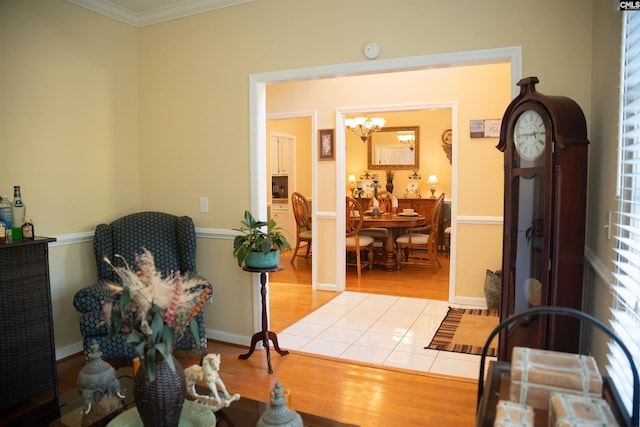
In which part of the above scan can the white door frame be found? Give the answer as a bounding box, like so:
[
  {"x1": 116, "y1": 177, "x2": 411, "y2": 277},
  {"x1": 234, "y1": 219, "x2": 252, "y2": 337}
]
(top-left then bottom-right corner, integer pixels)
[{"x1": 249, "y1": 46, "x2": 522, "y2": 332}]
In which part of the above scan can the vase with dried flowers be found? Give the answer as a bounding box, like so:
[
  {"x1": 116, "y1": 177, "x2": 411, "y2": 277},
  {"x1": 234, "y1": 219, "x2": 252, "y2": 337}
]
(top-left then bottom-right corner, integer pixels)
[{"x1": 102, "y1": 248, "x2": 211, "y2": 427}]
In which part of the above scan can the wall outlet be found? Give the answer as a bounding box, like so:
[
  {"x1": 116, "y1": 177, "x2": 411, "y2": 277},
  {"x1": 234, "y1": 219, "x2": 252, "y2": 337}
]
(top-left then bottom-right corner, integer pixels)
[{"x1": 200, "y1": 197, "x2": 208, "y2": 213}]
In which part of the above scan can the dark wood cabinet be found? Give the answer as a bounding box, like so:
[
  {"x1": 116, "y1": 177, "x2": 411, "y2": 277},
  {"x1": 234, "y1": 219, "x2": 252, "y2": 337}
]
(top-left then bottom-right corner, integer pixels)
[
  {"x1": 0, "y1": 237, "x2": 59, "y2": 421},
  {"x1": 355, "y1": 196, "x2": 437, "y2": 218},
  {"x1": 496, "y1": 77, "x2": 589, "y2": 360},
  {"x1": 397, "y1": 198, "x2": 437, "y2": 219}
]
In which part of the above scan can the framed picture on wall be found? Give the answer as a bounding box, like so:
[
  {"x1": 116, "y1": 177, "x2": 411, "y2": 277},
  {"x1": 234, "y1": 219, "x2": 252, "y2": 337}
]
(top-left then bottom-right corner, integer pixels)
[{"x1": 319, "y1": 129, "x2": 335, "y2": 160}]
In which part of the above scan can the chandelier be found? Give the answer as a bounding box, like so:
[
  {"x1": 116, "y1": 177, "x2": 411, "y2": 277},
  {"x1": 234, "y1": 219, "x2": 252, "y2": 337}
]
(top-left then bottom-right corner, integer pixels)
[
  {"x1": 345, "y1": 117, "x2": 386, "y2": 142},
  {"x1": 397, "y1": 131, "x2": 415, "y2": 151}
]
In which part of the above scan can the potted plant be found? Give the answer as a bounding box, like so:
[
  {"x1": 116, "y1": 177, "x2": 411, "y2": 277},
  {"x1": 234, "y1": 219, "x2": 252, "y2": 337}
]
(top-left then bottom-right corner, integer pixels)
[
  {"x1": 101, "y1": 249, "x2": 211, "y2": 426},
  {"x1": 233, "y1": 210, "x2": 291, "y2": 268}
]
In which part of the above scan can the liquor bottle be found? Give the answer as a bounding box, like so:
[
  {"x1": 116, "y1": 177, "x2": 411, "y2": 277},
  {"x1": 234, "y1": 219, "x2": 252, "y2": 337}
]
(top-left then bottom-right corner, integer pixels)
[
  {"x1": 11, "y1": 186, "x2": 25, "y2": 241},
  {"x1": 0, "y1": 195, "x2": 11, "y2": 241},
  {"x1": 0, "y1": 195, "x2": 11, "y2": 228},
  {"x1": 21, "y1": 216, "x2": 34, "y2": 240},
  {"x1": 0, "y1": 220, "x2": 5, "y2": 244}
]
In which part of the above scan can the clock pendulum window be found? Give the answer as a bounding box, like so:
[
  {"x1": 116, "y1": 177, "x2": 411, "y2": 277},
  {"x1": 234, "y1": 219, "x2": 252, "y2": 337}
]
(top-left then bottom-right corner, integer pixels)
[{"x1": 496, "y1": 76, "x2": 589, "y2": 361}]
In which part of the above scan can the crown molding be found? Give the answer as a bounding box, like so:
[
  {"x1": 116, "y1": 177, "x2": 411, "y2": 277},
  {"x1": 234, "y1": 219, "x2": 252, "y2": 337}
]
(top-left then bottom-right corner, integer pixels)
[{"x1": 67, "y1": 0, "x2": 254, "y2": 28}]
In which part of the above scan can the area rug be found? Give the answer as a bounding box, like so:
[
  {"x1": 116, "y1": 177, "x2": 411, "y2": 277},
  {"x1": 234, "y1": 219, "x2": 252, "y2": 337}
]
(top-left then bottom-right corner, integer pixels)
[{"x1": 426, "y1": 307, "x2": 500, "y2": 356}]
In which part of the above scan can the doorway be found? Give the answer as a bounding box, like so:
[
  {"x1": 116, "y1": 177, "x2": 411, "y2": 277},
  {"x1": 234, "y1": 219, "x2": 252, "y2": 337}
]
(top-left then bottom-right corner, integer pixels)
[
  {"x1": 249, "y1": 47, "x2": 520, "y2": 333},
  {"x1": 337, "y1": 103, "x2": 455, "y2": 294}
]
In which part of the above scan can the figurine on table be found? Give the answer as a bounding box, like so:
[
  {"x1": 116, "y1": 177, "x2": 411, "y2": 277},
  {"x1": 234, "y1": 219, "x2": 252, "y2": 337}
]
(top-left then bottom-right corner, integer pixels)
[{"x1": 184, "y1": 353, "x2": 240, "y2": 412}]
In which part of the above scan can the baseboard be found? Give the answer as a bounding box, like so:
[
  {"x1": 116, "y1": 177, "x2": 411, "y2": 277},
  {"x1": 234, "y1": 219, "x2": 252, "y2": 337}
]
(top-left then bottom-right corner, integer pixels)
[
  {"x1": 59, "y1": 329, "x2": 251, "y2": 362},
  {"x1": 452, "y1": 295, "x2": 487, "y2": 308},
  {"x1": 56, "y1": 341, "x2": 84, "y2": 361},
  {"x1": 316, "y1": 282, "x2": 338, "y2": 291},
  {"x1": 207, "y1": 329, "x2": 251, "y2": 347}
]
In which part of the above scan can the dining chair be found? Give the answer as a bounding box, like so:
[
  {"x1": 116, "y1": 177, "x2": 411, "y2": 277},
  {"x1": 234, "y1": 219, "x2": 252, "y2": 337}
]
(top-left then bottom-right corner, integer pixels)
[
  {"x1": 359, "y1": 191, "x2": 394, "y2": 253},
  {"x1": 345, "y1": 197, "x2": 374, "y2": 278},
  {"x1": 376, "y1": 191, "x2": 394, "y2": 213},
  {"x1": 395, "y1": 193, "x2": 445, "y2": 272},
  {"x1": 443, "y1": 218, "x2": 451, "y2": 257},
  {"x1": 290, "y1": 192, "x2": 312, "y2": 263}
]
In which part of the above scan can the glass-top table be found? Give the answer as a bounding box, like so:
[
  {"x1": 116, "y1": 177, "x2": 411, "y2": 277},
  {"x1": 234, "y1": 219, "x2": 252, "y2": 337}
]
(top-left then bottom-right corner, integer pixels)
[{"x1": 50, "y1": 367, "x2": 358, "y2": 427}]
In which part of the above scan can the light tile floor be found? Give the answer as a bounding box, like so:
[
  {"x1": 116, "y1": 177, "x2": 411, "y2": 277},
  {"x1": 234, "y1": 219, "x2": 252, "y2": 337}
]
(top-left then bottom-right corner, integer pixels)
[{"x1": 278, "y1": 292, "x2": 496, "y2": 379}]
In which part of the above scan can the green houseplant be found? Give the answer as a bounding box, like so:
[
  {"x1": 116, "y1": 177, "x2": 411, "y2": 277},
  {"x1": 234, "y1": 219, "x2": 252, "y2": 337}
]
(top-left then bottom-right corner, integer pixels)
[{"x1": 233, "y1": 210, "x2": 291, "y2": 268}]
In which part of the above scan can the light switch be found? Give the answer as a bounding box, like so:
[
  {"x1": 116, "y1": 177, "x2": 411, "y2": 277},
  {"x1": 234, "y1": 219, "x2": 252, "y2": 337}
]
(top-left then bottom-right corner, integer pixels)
[{"x1": 200, "y1": 197, "x2": 208, "y2": 213}]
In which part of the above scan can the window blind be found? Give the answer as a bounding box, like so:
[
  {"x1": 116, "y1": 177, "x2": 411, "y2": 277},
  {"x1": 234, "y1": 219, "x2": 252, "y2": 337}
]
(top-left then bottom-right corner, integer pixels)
[{"x1": 611, "y1": 11, "x2": 640, "y2": 421}]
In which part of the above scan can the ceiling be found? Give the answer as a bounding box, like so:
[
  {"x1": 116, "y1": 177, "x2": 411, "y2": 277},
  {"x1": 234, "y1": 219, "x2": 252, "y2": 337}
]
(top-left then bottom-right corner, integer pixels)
[{"x1": 67, "y1": 0, "x2": 253, "y2": 27}]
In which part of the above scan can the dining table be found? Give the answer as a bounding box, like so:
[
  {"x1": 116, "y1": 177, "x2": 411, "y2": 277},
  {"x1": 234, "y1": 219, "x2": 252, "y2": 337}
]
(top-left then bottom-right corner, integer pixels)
[{"x1": 361, "y1": 211, "x2": 426, "y2": 271}]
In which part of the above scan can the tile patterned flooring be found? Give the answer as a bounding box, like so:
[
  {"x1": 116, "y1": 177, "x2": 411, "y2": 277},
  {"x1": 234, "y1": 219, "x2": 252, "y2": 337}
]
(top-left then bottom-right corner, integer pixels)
[{"x1": 278, "y1": 291, "x2": 495, "y2": 379}]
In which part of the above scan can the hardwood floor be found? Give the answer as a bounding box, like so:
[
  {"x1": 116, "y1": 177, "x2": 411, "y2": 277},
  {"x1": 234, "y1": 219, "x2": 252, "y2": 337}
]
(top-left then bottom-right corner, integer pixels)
[
  {"x1": 8, "y1": 250, "x2": 479, "y2": 426},
  {"x1": 274, "y1": 249, "x2": 450, "y2": 298},
  {"x1": 52, "y1": 340, "x2": 477, "y2": 427}
]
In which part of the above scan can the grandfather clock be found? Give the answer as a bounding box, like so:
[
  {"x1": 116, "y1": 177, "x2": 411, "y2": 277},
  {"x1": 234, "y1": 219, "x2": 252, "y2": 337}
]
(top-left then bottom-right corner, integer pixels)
[{"x1": 496, "y1": 77, "x2": 589, "y2": 361}]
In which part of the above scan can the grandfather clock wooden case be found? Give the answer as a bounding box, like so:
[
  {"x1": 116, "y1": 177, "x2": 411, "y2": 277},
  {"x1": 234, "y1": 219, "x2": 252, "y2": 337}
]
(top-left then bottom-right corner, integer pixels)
[{"x1": 496, "y1": 77, "x2": 589, "y2": 361}]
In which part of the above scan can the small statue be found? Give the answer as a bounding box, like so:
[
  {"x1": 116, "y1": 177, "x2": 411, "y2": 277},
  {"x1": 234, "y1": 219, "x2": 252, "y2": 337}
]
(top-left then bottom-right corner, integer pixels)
[
  {"x1": 77, "y1": 340, "x2": 125, "y2": 416},
  {"x1": 372, "y1": 174, "x2": 381, "y2": 199},
  {"x1": 184, "y1": 353, "x2": 240, "y2": 411},
  {"x1": 256, "y1": 383, "x2": 303, "y2": 427}
]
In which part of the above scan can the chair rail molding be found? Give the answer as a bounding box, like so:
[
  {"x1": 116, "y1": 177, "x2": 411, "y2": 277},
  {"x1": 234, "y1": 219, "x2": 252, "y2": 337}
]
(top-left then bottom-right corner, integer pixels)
[
  {"x1": 457, "y1": 215, "x2": 503, "y2": 225},
  {"x1": 50, "y1": 227, "x2": 235, "y2": 247}
]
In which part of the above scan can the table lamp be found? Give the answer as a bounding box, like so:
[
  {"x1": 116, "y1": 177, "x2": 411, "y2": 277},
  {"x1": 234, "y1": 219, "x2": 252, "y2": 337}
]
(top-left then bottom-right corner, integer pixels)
[
  {"x1": 348, "y1": 175, "x2": 357, "y2": 197},
  {"x1": 427, "y1": 175, "x2": 439, "y2": 199}
]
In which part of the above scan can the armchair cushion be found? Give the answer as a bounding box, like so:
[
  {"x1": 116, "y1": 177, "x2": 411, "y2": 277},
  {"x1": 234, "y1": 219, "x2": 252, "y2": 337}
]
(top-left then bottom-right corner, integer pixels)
[
  {"x1": 74, "y1": 282, "x2": 121, "y2": 314},
  {"x1": 73, "y1": 211, "x2": 212, "y2": 359}
]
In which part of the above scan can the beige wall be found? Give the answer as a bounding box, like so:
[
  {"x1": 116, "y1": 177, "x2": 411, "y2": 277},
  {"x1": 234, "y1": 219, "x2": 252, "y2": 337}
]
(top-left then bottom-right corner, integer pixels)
[
  {"x1": 1, "y1": 0, "x2": 606, "y2": 358},
  {"x1": 583, "y1": 2, "x2": 623, "y2": 366},
  {"x1": 0, "y1": 1, "x2": 141, "y2": 231},
  {"x1": 0, "y1": 1, "x2": 141, "y2": 355},
  {"x1": 344, "y1": 109, "x2": 452, "y2": 198}
]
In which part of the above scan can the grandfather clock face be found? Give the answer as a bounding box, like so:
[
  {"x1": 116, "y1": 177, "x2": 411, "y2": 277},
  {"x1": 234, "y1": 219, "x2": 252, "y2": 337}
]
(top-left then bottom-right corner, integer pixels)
[
  {"x1": 514, "y1": 110, "x2": 546, "y2": 161},
  {"x1": 510, "y1": 105, "x2": 550, "y2": 313}
]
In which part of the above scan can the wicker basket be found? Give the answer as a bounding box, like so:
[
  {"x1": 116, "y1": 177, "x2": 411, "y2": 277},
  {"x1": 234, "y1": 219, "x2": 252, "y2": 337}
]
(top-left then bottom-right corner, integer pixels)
[{"x1": 133, "y1": 354, "x2": 187, "y2": 427}]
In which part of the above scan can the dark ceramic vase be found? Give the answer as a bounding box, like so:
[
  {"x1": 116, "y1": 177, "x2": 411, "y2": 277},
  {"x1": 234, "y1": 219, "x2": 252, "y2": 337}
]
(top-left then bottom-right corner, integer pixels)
[
  {"x1": 134, "y1": 354, "x2": 186, "y2": 427},
  {"x1": 386, "y1": 181, "x2": 394, "y2": 194}
]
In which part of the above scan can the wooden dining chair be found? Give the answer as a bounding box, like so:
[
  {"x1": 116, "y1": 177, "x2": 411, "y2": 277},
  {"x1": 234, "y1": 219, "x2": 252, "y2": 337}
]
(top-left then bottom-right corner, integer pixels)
[
  {"x1": 346, "y1": 197, "x2": 374, "y2": 278},
  {"x1": 359, "y1": 191, "x2": 394, "y2": 257},
  {"x1": 291, "y1": 192, "x2": 312, "y2": 263},
  {"x1": 395, "y1": 193, "x2": 445, "y2": 272},
  {"x1": 376, "y1": 191, "x2": 394, "y2": 213}
]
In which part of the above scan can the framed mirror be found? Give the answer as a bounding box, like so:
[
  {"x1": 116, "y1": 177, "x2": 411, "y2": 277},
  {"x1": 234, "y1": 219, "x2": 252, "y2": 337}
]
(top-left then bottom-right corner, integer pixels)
[{"x1": 368, "y1": 126, "x2": 419, "y2": 170}]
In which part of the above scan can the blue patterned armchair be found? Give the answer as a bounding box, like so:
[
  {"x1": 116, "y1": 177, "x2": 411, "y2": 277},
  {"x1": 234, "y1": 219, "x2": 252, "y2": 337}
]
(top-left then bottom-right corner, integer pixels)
[{"x1": 73, "y1": 212, "x2": 212, "y2": 359}]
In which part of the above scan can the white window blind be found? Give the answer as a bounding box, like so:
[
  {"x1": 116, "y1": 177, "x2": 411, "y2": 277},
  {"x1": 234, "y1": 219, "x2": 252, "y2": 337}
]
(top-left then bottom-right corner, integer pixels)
[{"x1": 611, "y1": 11, "x2": 640, "y2": 422}]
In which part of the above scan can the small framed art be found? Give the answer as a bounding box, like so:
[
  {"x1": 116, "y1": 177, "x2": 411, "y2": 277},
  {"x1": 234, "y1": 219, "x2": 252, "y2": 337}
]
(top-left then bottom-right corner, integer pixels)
[
  {"x1": 470, "y1": 119, "x2": 501, "y2": 138},
  {"x1": 319, "y1": 129, "x2": 335, "y2": 160}
]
